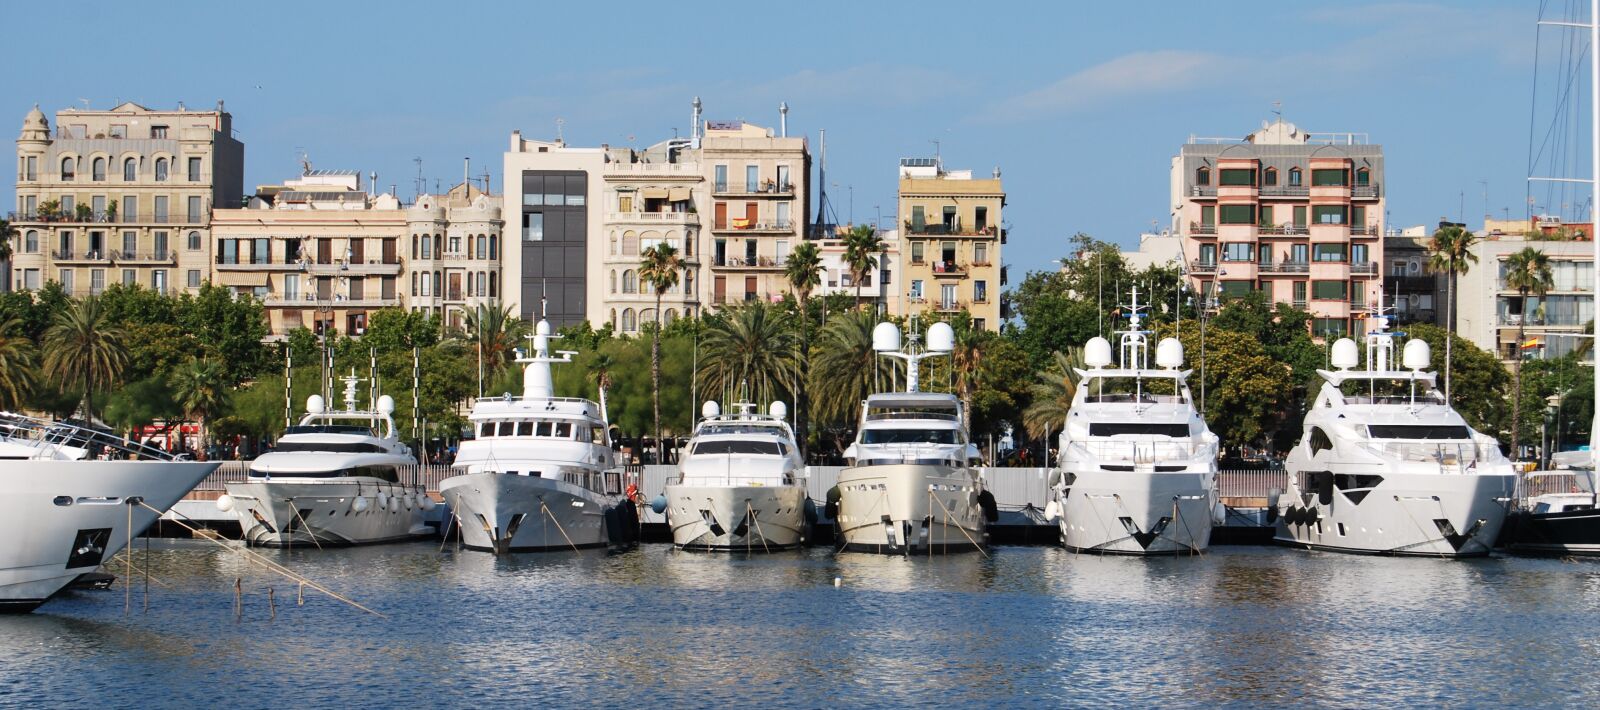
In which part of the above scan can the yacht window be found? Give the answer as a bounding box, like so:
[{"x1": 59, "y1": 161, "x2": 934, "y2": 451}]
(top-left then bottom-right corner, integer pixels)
[
  {"x1": 498, "y1": 421, "x2": 515, "y2": 437},
  {"x1": 536, "y1": 421, "x2": 554, "y2": 437},
  {"x1": 1366, "y1": 425, "x2": 1471, "y2": 440},
  {"x1": 575, "y1": 425, "x2": 591, "y2": 443},
  {"x1": 1087, "y1": 423, "x2": 1189, "y2": 437},
  {"x1": 517, "y1": 421, "x2": 534, "y2": 436},
  {"x1": 270, "y1": 441, "x2": 390, "y2": 454},
  {"x1": 478, "y1": 422, "x2": 492, "y2": 438},
  {"x1": 1309, "y1": 427, "x2": 1333, "y2": 455},
  {"x1": 591, "y1": 427, "x2": 606, "y2": 445},
  {"x1": 862, "y1": 429, "x2": 957, "y2": 445},
  {"x1": 694, "y1": 440, "x2": 782, "y2": 455},
  {"x1": 554, "y1": 422, "x2": 573, "y2": 439}
]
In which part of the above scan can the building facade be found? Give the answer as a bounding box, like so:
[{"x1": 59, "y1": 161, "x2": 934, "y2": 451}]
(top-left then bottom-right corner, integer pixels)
[
  {"x1": 1383, "y1": 224, "x2": 1443, "y2": 327},
  {"x1": 816, "y1": 227, "x2": 902, "y2": 316},
  {"x1": 11, "y1": 102, "x2": 244, "y2": 296},
  {"x1": 210, "y1": 170, "x2": 405, "y2": 338},
  {"x1": 502, "y1": 133, "x2": 606, "y2": 328},
  {"x1": 1172, "y1": 118, "x2": 1385, "y2": 338},
  {"x1": 1456, "y1": 237, "x2": 1594, "y2": 362},
  {"x1": 701, "y1": 120, "x2": 809, "y2": 310},
  {"x1": 406, "y1": 183, "x2": 504, "y2": 331},
  {"x1": 897, "y1": 158, "x2": 1005, "y2": 331},
  {"x1": 600, "y1": 138, "x2": 703, "y2": 335}
]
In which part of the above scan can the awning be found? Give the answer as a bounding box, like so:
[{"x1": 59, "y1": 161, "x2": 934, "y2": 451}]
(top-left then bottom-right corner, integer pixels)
[
  {"x1": 216, "y1": 271, "x2": 269, "y2": 287},
  {"x1": 641, "y1": 187, "x2": 669, "y2": 199},
  {"x1": 667, "y1": 187, "x2": 691, "y2": 202}
]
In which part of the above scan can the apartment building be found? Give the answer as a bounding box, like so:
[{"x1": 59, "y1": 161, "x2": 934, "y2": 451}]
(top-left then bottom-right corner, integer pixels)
[
  {"x1": 1383, "y1": 224, "x2": 1444, "y2": 327},
  {"x1": 406, "y1": 182, "x2": 505, "y2": 331},
  {"x1": 601, "y1": 137, "x2": 703, "y2": 335},
  {"x1": 11, "y1": 102, "x2": 244, "y2": 295},
  {"x1": 1172, "y1": 118, "x2": 1384, "y2": 338},
  {"x1": 897, "y1": 158, "x2": 1005, "y2": 331},
  {"x1": 503, "y1": 132, "x2": 606, "y2": 328},
  {"x1": 701, "y1": 119, "x2": 809, "y2": 309},
  {"x1": 815, "y1": 227, "x2": 902, "y2": 316},
  {"x1": 1456, "y1": 236, "x2": 1594, "y2": 362},
  {"x1": 210, "y1": 170, "x2": 405, "y2": 337}
]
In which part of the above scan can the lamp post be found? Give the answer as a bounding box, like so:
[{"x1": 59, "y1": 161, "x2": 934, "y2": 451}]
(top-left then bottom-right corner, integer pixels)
[{"x1": 1545, "y1": 393, "x2": 1564, "y2": 470}]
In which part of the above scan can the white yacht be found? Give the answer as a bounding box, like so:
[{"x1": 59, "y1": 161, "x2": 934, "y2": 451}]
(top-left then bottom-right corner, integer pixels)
[
  {"x1": 439, "y1": 318, "x2": 635, "y2": 554},
  {"x1": 661, "y1": 401, "x2": 809, "y2": 551},
  {"x1": 220, "y1": 375, "x2": 432, "y2": 548},
  {"x1": 832, "y1": 321, "x2": 993, "y2": 555},
  {"x1": 1275, "y1": 311, "x2": 1515, "y2": 556},
  {"x1": 0, "y1": 415, "x2": 218, "y2": 612},
  {"x1": 1045, "y1": 292, "x2": 1221, "y2": 555}
]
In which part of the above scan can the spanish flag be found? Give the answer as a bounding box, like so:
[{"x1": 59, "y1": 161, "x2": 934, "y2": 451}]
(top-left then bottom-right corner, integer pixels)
[{"x1": 1521, "y1": 338, "x2": 1542, "y2": 350}]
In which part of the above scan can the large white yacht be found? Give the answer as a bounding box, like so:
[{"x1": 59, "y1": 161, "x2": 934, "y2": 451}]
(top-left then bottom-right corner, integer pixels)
[
  {"x1": 660, "y1": 400, "x2": 809, "y2": 551},
  {"x1": 0, "y1": 415, "x2": 218, "y2": 612},
  {"x1": 1045, "y1": 291, "x2": 1220, "y2": 554},
  {"x1": 832, "y1": 321, "x2": 993, "y2": 554},
  {"x1": 1275, "y1": 310, "x2": 1515, "y2": 556},
  {"x1": 439, "y1": 318, "x2": 635, "y2": 554},
  {"x1": 221, "y1": 375, "x2": 432, "y2": 548}
]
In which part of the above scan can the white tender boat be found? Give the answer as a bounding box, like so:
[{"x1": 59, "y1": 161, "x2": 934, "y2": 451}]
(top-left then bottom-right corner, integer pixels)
[
  {"x1": 439, "y1": 318, "x2": 636, "y2": 554},
  {"x1": 662, "y1": 401, "x2": 810, "y2": 551},
  {"x1": 1275, "y1": 310, "x2": 1515, "y2": 556},
  {"x1": 222, "y1": 375, "x2": 432, "y2": 548},
  {"x1": 0, "y1": 415, "x2": 218, "y2": 612},
  {"x1": 1045, "y1": 290, "x2": 1221, "y2": 554},
  {"x1": 832, "y1": 321, "x2": 994, "y2": 555}
]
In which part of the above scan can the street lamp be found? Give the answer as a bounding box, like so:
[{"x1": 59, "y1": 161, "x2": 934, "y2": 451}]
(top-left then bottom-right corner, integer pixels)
[{"x1": 1545, "y1": 393, "x2": 1564, "y2": 470}]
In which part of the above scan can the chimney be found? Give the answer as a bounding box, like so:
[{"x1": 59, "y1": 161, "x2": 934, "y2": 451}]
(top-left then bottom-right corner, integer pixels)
[
  {"x1": 691, "y1": 96, "x2": 703, "y2": 149},
  {"x1": 779, "y1": 102, "x2": 789, "y2": 137}
]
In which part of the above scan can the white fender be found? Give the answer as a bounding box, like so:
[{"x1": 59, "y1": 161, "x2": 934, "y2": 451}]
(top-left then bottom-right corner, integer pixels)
[
  {"x1": 352, "y1": 496, "x2": 370, "y2": 513},
  {"x1": 420, "y1": 495, "x2": 437, "y2": 512},
  {"x1": 1044, "y1": 500, "x2": 1060, "y2": 522},
  {"x1": 376, "y1": 492, "x2": 390, "y2": 511},
  {"x1": 215, "y1": 494, "x2": 234, "y2": 513}
]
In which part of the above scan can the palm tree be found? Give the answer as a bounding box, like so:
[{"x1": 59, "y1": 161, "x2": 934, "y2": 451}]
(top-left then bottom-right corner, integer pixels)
[
  {"x1": 842, "y1": 225, "x2": 884, "y2": 310},
  {"x1": 697, "y1": 300, "x2": 799, "y2": 409},
  {"x1": 784, "y1": 241, "x2": 823, "y2": 456},
  {"x1": 0, "y1": 218, "x2": 16, "y2": 265},
  {"x1": 461, "y1": 302, "x2": 528, "y2": 384},
  {"x1": 171, "y1": 358, "x2": 229, "y2": 458},
  {"x1": 1504, "y1": 247, "x2": 1554, "y2": 457},
  {"x1": 43, "y1": 296, "x2": 126, "y2": 420},
  {"x1": 639, "y1": 242, "x2": 684, "y2": 464},
  {"x1": 809, "y1": 309, "x2": 902, "y2": 431},
  {"x1": 0, "y1": 316, "x2": 36, "y2": 410},
  {"x1": 589, "y1": 350, "x2": 615, "y2": 422},
  {"x1": 1022, "y1": 349, "x2": 1085, "y2": 440},
  {"x1": 1426, "y1": 224, "x2": 1480, "y2": 399},
  {"x1": 949, "y1": 322, "x2": 991, "y2": 432}
]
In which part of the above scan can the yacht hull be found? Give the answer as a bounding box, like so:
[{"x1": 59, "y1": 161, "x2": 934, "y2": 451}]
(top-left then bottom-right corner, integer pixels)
[
  {"x1": 1055, "y1": 469, "x2": 1217, "y2": 555},
  {"x1": 1274, "y1": 471, "x2": 1514, "y2": 557},
  {"x1": 1500, "y1": 505, "x2": 1600, "y2": 556},
  {"x1": 835, "y1": 464, "x2": 986, "y2": 555},
  {"x1": 665, "y1": 483, "x2": 808, "y2": 551},
  {"x1": 0, "y1": 460, "x2": 218, "y2": 613},
  {"x1": 439, "y1": 472, "x2": 624, "y2": 553},
  {"x1": 225, "y1": 480, "x2": 432, "y2": 548}
]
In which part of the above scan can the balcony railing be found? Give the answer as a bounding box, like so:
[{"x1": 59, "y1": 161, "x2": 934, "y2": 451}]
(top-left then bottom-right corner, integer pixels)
[
  {"x1": 934, "y1": 300, "x2": 968, "y2": 313},
  {"x1": 1351, "y1": 223, "x2": 1380, "y2": 236},
  {"x1": 1189, "y1": 222, "x2": 1216, "y2": 235},
  {"x1": 712, "y1": 256, "x2": 788, "y2": 269},
  {"x1": 1352, "y1": 185, "x2": 1380, "y2": 199},
  {"x1": 110, "y1": 250, "x2": 174, "y2": 263},
  {"x1": 1189, "y1": 186, "x2": 1217, "y2": 197},
  {"x1": 1259, "y1": 261, "x2": 1310, "y2": 274},
  {"x1": 52, "y1": 249, "x2": 110, "y2": 262},
  {"x1": 605, "y1": 211, "x2": 699, "y2": 224},
  {"x1": 905, "y1": 223, "x2": 1002, "y2": 238},
  {"x1": 1292, "y1": 299, "x2": 1308, "y2": 309},
  {"x1": 712, "y1": 221, "x2": 794, "y2": 233},
  {"x1": 1350, "y1": 261, "x2": 1378, "y2": 275},
  {"x1": 1258, "y1": 224, "x2": 1309, "y2": 235},
  {"x1": 603, "y1": 161, "x2": 701, "y2": 176},
  {"x1": 931, "y1": 261, "x2": 967, "y2": 276},
  {"x1": 713, "y1": 182, "x2": 794, "y2": 197},
  {"x1": 1190, "y1": 259, "x2": 1218, "y2": 273},
  {"x1": 1260, "y1": 185, "x2": 1311, "y2": 197}
]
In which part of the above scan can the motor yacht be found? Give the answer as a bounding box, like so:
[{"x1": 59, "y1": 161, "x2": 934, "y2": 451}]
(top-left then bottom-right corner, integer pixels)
[{"x1": 661, "y1": 401, "x2": 809, "y2": 551}]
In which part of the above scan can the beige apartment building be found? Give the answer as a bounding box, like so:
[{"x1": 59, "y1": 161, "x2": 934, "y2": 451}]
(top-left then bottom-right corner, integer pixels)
[
  {"x1": 601, "y1": 137, "x2": 703, "y2": 334},
  {"x1": 1456, "y1": 234, "x2": 1594, "y2": 362},
  {"x1": 11, "y1": 102, "x2": 244, "y2": 295},
  {"x1": 406, "y1": 183, "x2": 505, "y2": 331},
  {"x1": 816, "y1": 227, "x2": 902, "y2": 316},
  {"x1": 210, "y1": 170, "x2": 405, "y2": 338},
  {"x1": 897, "y1": 158, "x2": 1005, "y2": 331},
  {"x1": 1172, "y1": 118, "x2": 1385, "y2": 338},
  {"x1": 701, "y1": 119, "x2": 808, "y2": 310}
]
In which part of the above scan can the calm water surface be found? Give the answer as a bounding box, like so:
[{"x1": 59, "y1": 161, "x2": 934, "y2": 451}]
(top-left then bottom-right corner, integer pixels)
[{"x1": 2, "y1": 541, "x2": 1599, "y2": 707}]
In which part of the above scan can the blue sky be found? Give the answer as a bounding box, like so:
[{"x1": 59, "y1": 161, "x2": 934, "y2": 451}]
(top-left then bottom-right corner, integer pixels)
[{"x1": 0, "y1": 1, "x2": 1552, "y2": 276}]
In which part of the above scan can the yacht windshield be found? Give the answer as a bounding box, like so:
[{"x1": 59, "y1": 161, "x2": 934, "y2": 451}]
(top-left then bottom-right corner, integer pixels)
[
  {"x1": 284, "y1": 424, "x2": 376, "y2": 436},
  {"x1": 1338, "y1": 379, "x2": 1444, "y2": 405},
  {"x1": 1088, "y1": 423, "x2": 1189, "y2": 437},
  {"x1": 863, "y1": 429, "x2": 957, "y2": 445},
  {"x1": 1082, "y1": 376, "x2": 1181, "y2": 403},
  {"x1": 692, "y1": 440, "x2": 785, "y2": 456},
  {"x1": 1366, "y1": 425, "x2": 1472, "y2": 440}
]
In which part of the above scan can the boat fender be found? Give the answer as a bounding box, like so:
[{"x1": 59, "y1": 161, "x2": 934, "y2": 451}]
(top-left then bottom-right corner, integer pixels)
[
  {"x1": 650, "y1": 495, "x2": 668, "y2": 515},
  {"x1": 1265, "y1": 505, "x2": 1278, "y2": 524},
  {"x1": 352, "y1": 496, "x2": 370, "y2": 513},
  {"x1": 216, "y1": 494, "x2": 235, "y2": 513},
  {"x1": 376, "y1": 492, "x2": 390, "y2": 511},
  {"x1": 1316, "y1": 472, "x2": 1335, "y2": 506},
  {"x1": 803, "y1": 498, "x2": 818, "y2": 527},
  {"x1": 1306, "y1": 506, "x2": 1320, "y2": 524},
  {"x1": 977, "y1": 490, "x2": 999, "y2": 523},
  {"x1": 824, "y1": 486, "x2": 841, "y2": 520},
  {"x1": 1048, "y1": 470, "x2": 1062, "y2": 489},
  {"x1": 1044, "y1": 500, "x2": 1060, "y2": 522},
  {"x1": 420, "y1": 495, "x2": 437, "y2": 511},
  {"x1": 1286, "y1": 506, "x2": 1302, "y2": 526}
]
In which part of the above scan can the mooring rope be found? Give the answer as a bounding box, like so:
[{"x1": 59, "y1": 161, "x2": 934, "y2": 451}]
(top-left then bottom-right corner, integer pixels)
[
  {"x1": 746, "y1": 502, "x2": 770, "y2": 554},
  {"x1": 929, "y1": 489, "x2": 989, "y2": 558},
  {"x1": 539, "y1": 500, "x2": 581, "y2": 553},
  {"x1": 1171, "y1": 497, "x2": 1204, "y2": 557},
  {"x1": 289, "y1": 501, "x2": 324, "y2": 551}
]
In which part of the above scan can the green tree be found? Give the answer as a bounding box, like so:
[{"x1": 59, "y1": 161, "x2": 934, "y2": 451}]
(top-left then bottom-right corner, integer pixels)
[
  {"x1": 639, "y1": 242, "x2": 684, "y2": 463},
  {"x1": 362, "y1": 308, "x2": 440, "y2": 354},
  {"x1": 784, "y1": 240, "x2": 823, "y2": 454},
  {"x1": 1010, "y1": 233, "x2": 1130, "y2": 368},
  {"x1": 1504, "y1": 247, "x2": 1554, "y2": 456},
  {"x1": 461, "y1": 302, "x2": 529, "y2": 393},
  {"x1": 809, "y1": 309, "x2": 903, "y2": 439},
  {"x1": 1427, "y1": 224, "x2": 1481, "y2": 398},
  {"x1": 43, "y1": 296, "x2": 126, "y2": 420},
  {"x1": 1022, "y1": 348, "x2": 1084, "y2": 440},
  {"x1": 697, "y1": 300, "x2": 798, "y2": 409},
  {"x1": 1175, "y1": 325, "x2": 1292, "y2": 451},
  {"x1": 103, "y1": 375, "x2": 182, "y2": 435},
  {"x1": 0, "y1": 218, "x2": 15, "y2": 263},
  {"x1": 171, "y1": 358, "x2": 229, "y2": 457},
  {"x1": 0, "y1": 316, "x2": 36, "y2": 410},
  {"x1": 842, "y1": 225, "x2": 884, "y2": 309},
  {"x1": 178, "y1": 283, "x2": 268, "y2": 383}
]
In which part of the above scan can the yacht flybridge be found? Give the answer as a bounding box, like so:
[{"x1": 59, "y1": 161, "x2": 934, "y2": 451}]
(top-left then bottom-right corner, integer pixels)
[
  {"x1": 1045, "y1": 288, "x2": 1221, "y2": 554},
  {"x1": 0, "y1": 415, "x2": 218, "y2": 612},
  {"x1": 1275, "y1": 306, "x2": 1515, "y2": 556},
  {"x1": 661, "y1": 400, "x2": 809, "y2": 551},
  {"x1": 222, "y1": 373, "x2": 432, "y2": 548},
  {"x1": 439, "y1": 318, "x2": 636, "y2": 554},
  {"x1": 832, "y1": 321, "x2": 994, "y2": 554}
]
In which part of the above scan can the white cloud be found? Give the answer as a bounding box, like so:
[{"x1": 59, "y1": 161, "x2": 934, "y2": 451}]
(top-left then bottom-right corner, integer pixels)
[{"x1": 973, "y1": 50, "x2": 1239, "y2": 123}]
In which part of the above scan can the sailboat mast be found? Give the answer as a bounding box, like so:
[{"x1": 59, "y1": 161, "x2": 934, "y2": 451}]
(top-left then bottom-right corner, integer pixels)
[{"x1": 1591, "y1": 0, "x2": 1598, "y2": 458}]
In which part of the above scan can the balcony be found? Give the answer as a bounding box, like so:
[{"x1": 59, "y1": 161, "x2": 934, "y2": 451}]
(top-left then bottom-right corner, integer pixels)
[
  {"x1": 1190, "y1": 259, "x2": 1218, "y2": 274},
  {"x1": 711, "y1": 256, "x2": 788, "y2": 270},
  {"x1": 110, "y1": 250, "x2": 176, "y2": 264},
  {"x1": 1352, "y1": 184, "x2": 1380, "y2": 199},
  {"x1": 905, "y1": 222, "x2": 1002, "y2": 238},
  {"x1": 1189, "y1": 222, "x2": 1216, "y2": 236},
  {"x1": 263, "y1": 294, "x2": 402, "y2": 309},
  {"x1": 1259, "y1": 261, "x2": 1310, "y2": 274},
  {"x1": 9, "y1": 205, "x2": 209, "y2": 225},
  {"x1": 934, "y1": 300, "x2": 968, "y2": 313},
  {"x1": 1350, "y1": 261, "x2": 1378, "y2": 276},
  {"x1": 1351, "y1": 223, "x2": 1380, "y2": 236},
  {"x1": 931, "y1": 261, "x2": 968, "y2": 278},
  {"x1": 52, "y1": 249, "x2": 111, "y2": 263},
  {"x1": 306, "y1": 259, "x2": 404, "y2": 276},
  {"x1": 1292, "y1": 299, "x2": 1308, "y2": 309},
  {"x1": 606, "y1": 211, "x2": 699, "y2": 226},
  {"x1": 1258, "y1": 224, "x2": 1309, "y2": 236},
  {"x1": 1189, "y1": 186, "x2": 1217, "y2": 198},
  {"x1": 711, "y1": 221, "x2": 795, "y2": 234},
  {"x1": 603, "y1": 161, "x2": 701, "y2": 177},
  {"x1": 216, "y1": 257, "x2": 302, "y2": 271},
  {"x1": 713, "y1": 181, "x2": 795, "y2": 197},
  {"x1": 1260, "y1": 185, "x2": 1311, "y2": 197}
]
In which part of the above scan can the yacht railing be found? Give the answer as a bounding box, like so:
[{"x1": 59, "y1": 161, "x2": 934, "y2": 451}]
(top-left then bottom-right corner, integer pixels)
[
  {"x1": 1068, "y1": 439, "x2": 1203, "y2": 463},
  {"x1": 864, "y1": 411, "x2": 960, "y2": 422},
  {"x1": 1080, "y1": 393, "x2": 1186, "y2": 405},
  {"x1": 471, "y1": 394, "x2": 596, "y2": 407},
  {"x1": 0, "y1": 411, "x2": 180, "y2": 461},
  {"x1": 1354, "y1": 441, "x2": 1503, "y2": 469}
]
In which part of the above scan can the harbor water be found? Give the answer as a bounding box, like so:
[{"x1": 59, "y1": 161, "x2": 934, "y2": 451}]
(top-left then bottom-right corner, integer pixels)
[{"x1": 4, "y1": 541, "x2": 1600, "y2": 706}]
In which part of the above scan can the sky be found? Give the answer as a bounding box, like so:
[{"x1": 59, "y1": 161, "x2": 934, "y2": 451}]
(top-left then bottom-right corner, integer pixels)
[{"x1": 0, "y1": 1, "x2": 1563, "y2": 278}]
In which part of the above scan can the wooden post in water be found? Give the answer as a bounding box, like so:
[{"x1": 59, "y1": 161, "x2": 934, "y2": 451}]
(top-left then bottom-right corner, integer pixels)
[{"x1": 234, "y1": 577, "x2": 242, "y2": 621}]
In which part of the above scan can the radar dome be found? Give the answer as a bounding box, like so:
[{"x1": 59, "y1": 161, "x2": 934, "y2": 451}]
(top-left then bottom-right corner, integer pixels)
[
  {"x1": 1085, "y1": 337, "x2": 1113, "y2": 368},
  {"x1": 1155, "y1": 338, "x2": 1184, "y2": 369},
  {"x1": 927, "y1": 322, "x2": 955, "y2": 352},
  {"x1": 535, "y1": 319, "x2": 551, "y2": 336},
  {"x1": 769, "y1": 401, "x2": 788, "y2": 420},
  {"x1": 1331, "y1": 338, "x2": 1359, "y2": 370},
  {"x1": 1402, "y1": 339, "x2": 1431, "y2": 371},
  {"x1": 872, "y1": 322, "x2": 901, "y2": 352},
  {"x1": 701, "y1": 401, "x2": 721, "y2": 419},
  {"x1": 306, "y1": 394, "x2": 325, "y2": 414},
  {"x1": 377, "y1": 395, "x2": 396, "y2": 414}
]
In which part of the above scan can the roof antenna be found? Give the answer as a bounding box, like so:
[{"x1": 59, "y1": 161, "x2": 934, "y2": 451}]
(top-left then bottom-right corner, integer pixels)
[
  {"x1": 555, "y1": 117, "x2": 565, "y2": 144},
  {"x1": 412, "y1": 157, "x2": 423, "y2": 199},
  {"x1": 1272, "y1": 99, "x2": 1283, "y2": 121}
]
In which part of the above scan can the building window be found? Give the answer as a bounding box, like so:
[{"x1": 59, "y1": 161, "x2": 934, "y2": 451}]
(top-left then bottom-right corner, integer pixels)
[
  {"x1": 1355, "y1": 168, "x2": 1370, "y2": 186},
  {"x1": 25, "y1": 156, "x2": 36, "y2": 181},
  {"x1": 121, "y1": 231, "x2": 136, "y2": 256},
  {"x1": 92, "y1": 157, "x2": 106, "y2": 181},
  {"x1": 1198, "y1": 243, "x2": 1217, "y2": 265},
  {"x1": 622, "y1": 308, "x2": 636, "y2": 332},
  {"x1": 488, "y1": 234, "x2": 497, "y2": 260},
  {"x1": 1195, "y1": 166, "x2": 1210, "y2": 186},
  {"x1": 714, "y1": 165, "x2": 727, "y2": 192},
  {"x1": 188, "y1": 157, "x2": 201, "y2": 181},
  {"x1": 1293, "y1": 280, "x2": 1307, "y2": 304},
  {"x1": 609, "y1": 270, "x2": 617, "y2": 293},
  {"x1": 911, "y1": 241, "x2": 925, "y2": 263},
  {"x1": 1219, "y1": 281, "x2": 1253, "y2": 297},
  {"x1": 61, "y1": 157, "x2": 75, "y2": 181},
  {"x1": 187, "y1": 269, "x2": 201, "y2": 288},
  {"x1": 623, "y1": 269, "x2": 637, "y2": 294},
  {"x1": 910, "y1": 279, "x2": 924, "y2": 300},
  {"x1": 122, "y1": 269, "x2": 136, "y2": 286},
  {"x1": 1222, "y1": 243, "x2": 1254, "y2": 262},
  {"x1": 23, "y1": 230, "x2": 37, "y2": 253},
  {"x1": 1313, "y1": 244, "x2": 1346, "y2": 262},
  {"x1": 186, "y1": 231, "x2": 199, "y2": 250},
  {"x1": 746, "y1": 165, "x2": 759, "y2": 192},
  {"x1": 123, "y1": 158, "x2": 136, "y2": 181},
  {"x1": 523, "y1": 213, "x2": 544, "y2": 241},
  {"x1": 1311, "y1": 205, "x2": 1346, "y2": 224},
  {"x1": 151, "y1": 125, "x2": 167, "y2": 138},
  {"x1": 1293, "y1": 206, "x2": 1307, "y2": 228},
  {"x1": 59, "y1": 269, "x2": 74, "y2": 294},
  {"x1": 1263, "y1": 167, "x2": 1278, "y2": 186},
  {"x1": 1311, "y1": 281, "x2": 1348, "y2": 300},
  {"x1": 155, "y1": 158, "x2": 168, "y2": 181},
  {"x1": 1259, "y1": 205, "x2": 1274, "y2": 227},
  {"x1": 974, "y1": 242, "x2": 988, "y2": 265},
  {"x1": 1200, "y1": 205, "x2": 1215, "y2": 227},
  {"x1": 1219, "y1": 168, "x2": 1255, "y2": 186},
  {"x1": 1312, "y1": 318, "x2": 1348, "y2": 338},
  {"x1": 940, "y1": 284, "x2": 957, "y2": 309},
  {"x1": 154, "y1": 196, "x2": 167, "y2": 221},
  {"x1": 90, "y1": 269, "x2": 105, "y2": 295},
  {"x1": 187, "y1": 196, "x2": 202, "y2": 222},
  {"x1": 974, "y1": 280, "x2": 988, "y2": 303},
  {"x1": 1311, "y1": 169, "x2": 1347, "y2": 186},
  {"x1": 123, "y1": 195, "x2": 137, "y2": 220},
  {"x1": 1218, "y1": 204, "x2": 1255, "y2": 225}
]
